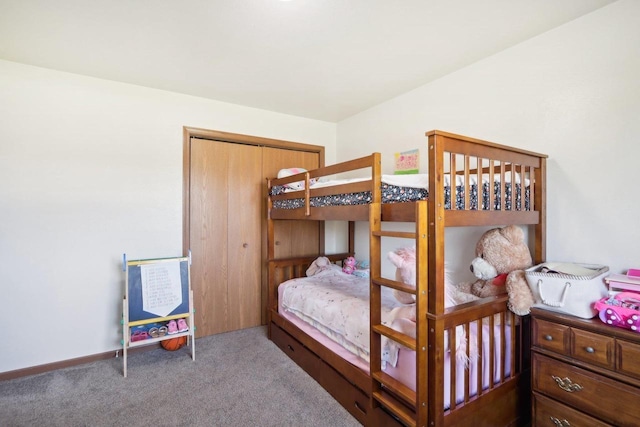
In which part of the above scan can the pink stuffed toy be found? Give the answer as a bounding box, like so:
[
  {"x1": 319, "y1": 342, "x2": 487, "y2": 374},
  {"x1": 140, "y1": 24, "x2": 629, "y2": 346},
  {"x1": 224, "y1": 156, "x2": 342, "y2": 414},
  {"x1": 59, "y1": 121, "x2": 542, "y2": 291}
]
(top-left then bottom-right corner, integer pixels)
[
  {"x1": 342, "y1": 256, "x2": 356, "y2": 274},
  {"x1": 387, "y1": 247, "x2": 417, "y2": 304},
  {"x1": 386, "y1": 246, "x2": 477, "y2": 366},
  {"x1": 388, "y1": 246, "x2": 479, "y2": 308}
]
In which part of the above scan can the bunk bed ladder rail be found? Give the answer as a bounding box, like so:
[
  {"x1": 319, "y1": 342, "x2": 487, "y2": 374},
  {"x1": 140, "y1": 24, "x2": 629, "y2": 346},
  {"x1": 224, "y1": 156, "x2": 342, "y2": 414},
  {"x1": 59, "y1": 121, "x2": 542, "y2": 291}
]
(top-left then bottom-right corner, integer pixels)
[{"x1": 369, "y1": 201, "x2": 428, "y2": 427}]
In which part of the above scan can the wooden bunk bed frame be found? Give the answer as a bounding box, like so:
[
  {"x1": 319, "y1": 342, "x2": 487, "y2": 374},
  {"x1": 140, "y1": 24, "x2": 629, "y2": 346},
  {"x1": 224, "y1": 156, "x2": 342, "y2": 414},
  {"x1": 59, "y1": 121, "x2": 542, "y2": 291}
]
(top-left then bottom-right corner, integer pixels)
[{"x1": 266, "y1": 130, "x2": 547, "y2": 426}]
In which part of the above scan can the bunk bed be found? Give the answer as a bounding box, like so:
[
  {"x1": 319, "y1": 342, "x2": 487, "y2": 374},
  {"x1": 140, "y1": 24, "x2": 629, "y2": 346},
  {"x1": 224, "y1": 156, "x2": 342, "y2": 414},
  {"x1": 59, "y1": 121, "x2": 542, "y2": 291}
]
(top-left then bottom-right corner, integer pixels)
[{"x1": 266, "y1": 130, "x2": 547, "y2": 427}]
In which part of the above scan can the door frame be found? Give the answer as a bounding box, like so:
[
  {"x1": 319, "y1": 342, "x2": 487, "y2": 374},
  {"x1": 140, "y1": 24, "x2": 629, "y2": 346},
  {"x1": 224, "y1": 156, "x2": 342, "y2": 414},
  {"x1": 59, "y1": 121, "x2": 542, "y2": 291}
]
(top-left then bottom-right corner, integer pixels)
[{"x1": 182, "y1": 126, "x2": 325, "y2": 324}]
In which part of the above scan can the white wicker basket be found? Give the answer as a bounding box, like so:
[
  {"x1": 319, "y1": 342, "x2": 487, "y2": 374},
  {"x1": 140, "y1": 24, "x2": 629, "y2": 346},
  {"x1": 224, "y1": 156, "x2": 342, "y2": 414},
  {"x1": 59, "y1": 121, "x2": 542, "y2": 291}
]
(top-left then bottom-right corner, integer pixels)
[{"x1": 526, "y1": 262, "x2": 609, "y2": 319}]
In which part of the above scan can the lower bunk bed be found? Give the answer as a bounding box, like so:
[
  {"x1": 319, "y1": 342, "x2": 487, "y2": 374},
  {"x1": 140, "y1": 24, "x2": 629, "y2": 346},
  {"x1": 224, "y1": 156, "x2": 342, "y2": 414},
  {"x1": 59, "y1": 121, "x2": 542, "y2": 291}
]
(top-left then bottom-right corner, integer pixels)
[{"x1": 268, "y1": 254, "x2": 531, "y2": 427}]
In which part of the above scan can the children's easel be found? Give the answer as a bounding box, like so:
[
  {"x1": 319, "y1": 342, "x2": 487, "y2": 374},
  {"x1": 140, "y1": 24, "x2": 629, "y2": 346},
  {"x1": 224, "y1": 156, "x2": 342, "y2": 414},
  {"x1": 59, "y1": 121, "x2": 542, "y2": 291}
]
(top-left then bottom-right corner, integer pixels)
[{"x1": 122, "y1": 253, "x2": 195, "y2": 377}]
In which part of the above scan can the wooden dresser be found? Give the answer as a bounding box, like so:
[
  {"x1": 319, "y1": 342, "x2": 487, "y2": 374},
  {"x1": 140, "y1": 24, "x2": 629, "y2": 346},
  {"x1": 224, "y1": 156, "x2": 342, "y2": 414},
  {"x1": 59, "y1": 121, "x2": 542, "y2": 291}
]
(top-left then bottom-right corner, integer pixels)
[{"x1": 531, "y1": 307, "x2": 640, "y2": 426}]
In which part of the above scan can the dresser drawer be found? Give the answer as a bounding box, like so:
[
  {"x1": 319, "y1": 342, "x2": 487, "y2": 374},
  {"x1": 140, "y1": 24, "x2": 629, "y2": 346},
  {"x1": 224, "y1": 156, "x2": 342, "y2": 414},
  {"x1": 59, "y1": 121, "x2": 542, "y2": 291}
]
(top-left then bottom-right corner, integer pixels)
[
  {"x1": 532, "y1": 392, "x2": 611, "y2": 427},
  {"x1": 533, "y1": 353, "x2": 640, "y2": 426},
  {"x1": 617, "y1": 338, "x2": 640, "y2": 380},
  {"x1": 571, "y1": 327, "x2": 614, "y2": 369},
  {"x1": 533, "y1": 317, "x2": 569, "y2": 353}
]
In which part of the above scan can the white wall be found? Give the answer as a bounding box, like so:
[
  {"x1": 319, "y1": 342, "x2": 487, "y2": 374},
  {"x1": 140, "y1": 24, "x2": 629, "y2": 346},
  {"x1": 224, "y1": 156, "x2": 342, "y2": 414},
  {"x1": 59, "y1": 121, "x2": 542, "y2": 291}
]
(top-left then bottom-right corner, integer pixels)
[
  {"x1": 338, "y1": 0, "x2": 640, "y2": 283},
  {"x1": 0, "y1": 60, "x2": 336, "y2": 373}
]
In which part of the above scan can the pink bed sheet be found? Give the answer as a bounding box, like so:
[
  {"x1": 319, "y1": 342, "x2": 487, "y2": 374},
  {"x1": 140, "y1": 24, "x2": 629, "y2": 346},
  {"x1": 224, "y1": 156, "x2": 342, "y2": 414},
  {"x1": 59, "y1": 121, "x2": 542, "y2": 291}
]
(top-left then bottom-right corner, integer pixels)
[{"x1": 278, "y1": 285, "x2": 511, "y2": 409}]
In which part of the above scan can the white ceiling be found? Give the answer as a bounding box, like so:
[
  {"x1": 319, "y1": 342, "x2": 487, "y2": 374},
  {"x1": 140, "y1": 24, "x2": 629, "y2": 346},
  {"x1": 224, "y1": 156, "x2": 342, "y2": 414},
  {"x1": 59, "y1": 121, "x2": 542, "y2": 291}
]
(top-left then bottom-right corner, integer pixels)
[{"x1": 0, "y1": 0, "x2": 616, "y2": 122}]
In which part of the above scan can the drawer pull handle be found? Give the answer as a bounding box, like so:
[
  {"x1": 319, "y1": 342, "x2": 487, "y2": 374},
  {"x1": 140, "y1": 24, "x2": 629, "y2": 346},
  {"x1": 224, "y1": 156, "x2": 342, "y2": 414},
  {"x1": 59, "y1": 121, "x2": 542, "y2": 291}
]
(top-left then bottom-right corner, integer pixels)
[
  {"x1": 552, "y1": 375, "x2": 583, "y2": 393},
  {"x1": 544, "y1": 334, "x2": 553, "y2": 341},
  {"x1": 354, "y1": 401, "x2": 366, "y2": 415},
  {"x1": 550, "y1": 416, "x2": 571, "y2": 426},
  {"x1": 287, "y1": 344, "x2": 294, "y2": 352},
  {"x1": 585, "y1": 346, "x2": 595, "y2": 353}
]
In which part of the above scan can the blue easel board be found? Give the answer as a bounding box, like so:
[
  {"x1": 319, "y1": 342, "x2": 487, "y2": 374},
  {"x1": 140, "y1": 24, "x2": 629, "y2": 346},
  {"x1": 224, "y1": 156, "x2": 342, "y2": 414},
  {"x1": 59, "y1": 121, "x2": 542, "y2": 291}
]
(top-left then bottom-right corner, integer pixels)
[{"x1": 127, "y1": 258, "x2": 190, "y2": 323}]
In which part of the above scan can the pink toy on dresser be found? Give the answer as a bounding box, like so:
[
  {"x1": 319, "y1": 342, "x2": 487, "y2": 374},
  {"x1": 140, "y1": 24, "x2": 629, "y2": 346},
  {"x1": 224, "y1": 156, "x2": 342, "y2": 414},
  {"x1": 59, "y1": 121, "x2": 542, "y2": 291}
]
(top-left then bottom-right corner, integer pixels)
[{"x1": 596, "y1": 269, "x2": 640, "y2": 332}]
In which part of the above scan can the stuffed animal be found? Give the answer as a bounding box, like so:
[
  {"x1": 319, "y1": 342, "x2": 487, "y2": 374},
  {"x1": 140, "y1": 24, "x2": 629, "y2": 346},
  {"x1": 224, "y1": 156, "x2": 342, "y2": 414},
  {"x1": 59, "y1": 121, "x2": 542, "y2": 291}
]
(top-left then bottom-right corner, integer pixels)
[
  {"x1": 356, "y1": 260, "x2": 369, "y2": 270},
  {"x1": 342, "y1": 256, "x2": 356, "y2": 274},
  {"x1": 306, "y1": 256, "x2": 332, "y2": 276},
  {"x1": 388, "y1": 247, "x2": 418, "y2": 304},
  {"x1": 467, "y1": 225, "x2": 535, "y2": 316},
  {"x1": 353, "y1": 259, "x2": 370, "y2": 278},
  {"x1": 386, "y1": 246, "x2": 478, "y2": 366},
  {"x1": 388, "y1": 246, "x2": 479, "y2": 308}
]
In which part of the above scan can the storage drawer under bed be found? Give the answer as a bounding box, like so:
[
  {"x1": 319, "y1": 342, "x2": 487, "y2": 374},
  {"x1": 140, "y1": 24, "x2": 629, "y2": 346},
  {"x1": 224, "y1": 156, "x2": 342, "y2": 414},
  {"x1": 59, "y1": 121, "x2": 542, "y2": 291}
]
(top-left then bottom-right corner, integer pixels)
[
  {"x1": 270, "y1": 320, "x2": 321, "y2": 376},
  {"x1": 270, "y1": 322, "x2": 376, "y2": 425}
]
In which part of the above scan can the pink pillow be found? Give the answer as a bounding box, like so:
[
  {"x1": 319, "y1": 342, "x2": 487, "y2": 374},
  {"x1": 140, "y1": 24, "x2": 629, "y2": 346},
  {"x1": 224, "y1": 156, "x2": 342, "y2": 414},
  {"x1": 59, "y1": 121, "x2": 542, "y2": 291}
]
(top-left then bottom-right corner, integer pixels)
[{"x1": 277, "y1": 168, "x2": 315, "y2": 190}]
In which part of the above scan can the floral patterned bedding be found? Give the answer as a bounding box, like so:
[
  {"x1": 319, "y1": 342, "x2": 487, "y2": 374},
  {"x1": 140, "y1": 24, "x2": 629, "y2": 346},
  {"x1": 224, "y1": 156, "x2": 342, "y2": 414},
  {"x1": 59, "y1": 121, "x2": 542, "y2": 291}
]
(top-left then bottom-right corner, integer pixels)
[
  {"x1": 279, "y1": 266, "x2": 403, "y2": 365},
  {"x1": 278, "y1": 264, "x2": 487, "y2": 370},
  {"x1": 271, "y1": 174, "x2": 530, "y2": 211}
]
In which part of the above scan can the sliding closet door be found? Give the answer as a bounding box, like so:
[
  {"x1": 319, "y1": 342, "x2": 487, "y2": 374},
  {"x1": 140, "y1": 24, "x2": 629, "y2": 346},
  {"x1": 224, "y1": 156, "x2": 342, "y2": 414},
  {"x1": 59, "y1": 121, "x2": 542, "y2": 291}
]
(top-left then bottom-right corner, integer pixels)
[
  {"x1": 185, "y1": 128, "x2": 325, "y2": 335},
  {"x1": 189, "y1": 138, "x2": 261, "y2": 337},
  {"x1": 227, "y1": 142, "x2": 262, "y2": 331}
]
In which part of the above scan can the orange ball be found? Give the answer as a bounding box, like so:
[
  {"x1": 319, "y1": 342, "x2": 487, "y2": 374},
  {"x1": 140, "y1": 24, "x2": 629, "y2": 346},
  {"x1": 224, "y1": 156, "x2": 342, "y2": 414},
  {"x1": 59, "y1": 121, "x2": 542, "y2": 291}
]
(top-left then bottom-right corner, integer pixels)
[{"x1": 160, "y1": 336, "x2": 187, "y2": 351}]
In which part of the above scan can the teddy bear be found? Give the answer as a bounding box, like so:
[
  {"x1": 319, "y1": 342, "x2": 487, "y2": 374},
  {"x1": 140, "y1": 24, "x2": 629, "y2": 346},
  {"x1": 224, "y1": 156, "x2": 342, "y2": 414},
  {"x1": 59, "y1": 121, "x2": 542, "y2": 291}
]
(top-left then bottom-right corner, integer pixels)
[{"x1": 466, "y1": 225, "x2": 535, "y2": 316}]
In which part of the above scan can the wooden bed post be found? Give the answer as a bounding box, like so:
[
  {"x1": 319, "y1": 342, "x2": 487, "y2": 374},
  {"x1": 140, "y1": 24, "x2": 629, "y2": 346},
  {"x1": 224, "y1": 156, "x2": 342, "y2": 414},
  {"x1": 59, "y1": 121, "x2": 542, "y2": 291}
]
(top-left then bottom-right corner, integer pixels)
[
  {"x1": 426, "y1": 131, "x2": 446, "y2": 314},
  {"x1": 266, "y1": 177, "x2": 275, "y2": 339},
  {"x1": 369, "y1": 202, "x2": 383, "y2": 417},
  {"x1": 534, "y1": 157, "x2": 547, "y2": 264},
  {"x1": 415, "y1": 200, "x2": 429, "y2": 426},
  {"x1": 348, "y1": 221, "x2": 355, "y2": 255},
  {"x1": 426, "y1": 131, "x2": 447, "y2": 427}
]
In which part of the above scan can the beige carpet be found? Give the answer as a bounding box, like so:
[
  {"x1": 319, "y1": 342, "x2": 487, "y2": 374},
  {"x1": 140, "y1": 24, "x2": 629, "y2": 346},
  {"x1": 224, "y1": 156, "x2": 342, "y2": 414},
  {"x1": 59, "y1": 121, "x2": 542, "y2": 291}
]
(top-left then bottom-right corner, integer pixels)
[{"x1": 0, "y1": 326, "x2": 361, "y2": 427}]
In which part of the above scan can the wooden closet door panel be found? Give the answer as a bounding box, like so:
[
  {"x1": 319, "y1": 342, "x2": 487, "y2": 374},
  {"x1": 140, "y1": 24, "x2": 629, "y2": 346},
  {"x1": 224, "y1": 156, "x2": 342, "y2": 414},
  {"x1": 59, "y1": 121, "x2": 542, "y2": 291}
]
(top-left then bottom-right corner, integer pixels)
[
  {"x1": 262, "y1": 147, "x2": 321, "y2": 259},
  {"x1": 189, "y1": 138, "x2": 230, "y2": 337},
  {"x1": 227, "y1": 143, "x2": 262, "y2": 330}
]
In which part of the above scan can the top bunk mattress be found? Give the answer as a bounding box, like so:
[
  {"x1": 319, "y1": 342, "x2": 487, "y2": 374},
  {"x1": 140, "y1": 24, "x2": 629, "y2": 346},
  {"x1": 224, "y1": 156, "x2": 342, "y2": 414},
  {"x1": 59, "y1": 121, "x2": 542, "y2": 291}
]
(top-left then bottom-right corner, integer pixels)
[{"x1": 270, "y1": 173, "x2": 530, "y2": 211}]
